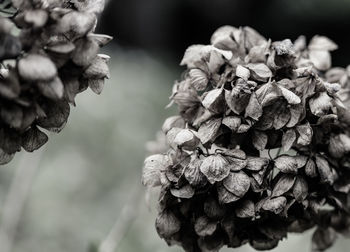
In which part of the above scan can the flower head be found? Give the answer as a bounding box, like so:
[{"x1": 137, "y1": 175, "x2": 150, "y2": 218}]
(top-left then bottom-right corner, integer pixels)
[
  {"x1": 0, "y1": 0, "x2": 111, "y2": 164},
  {"x1": 142, "y1": 26, "x2": 350, "y2": 251}
]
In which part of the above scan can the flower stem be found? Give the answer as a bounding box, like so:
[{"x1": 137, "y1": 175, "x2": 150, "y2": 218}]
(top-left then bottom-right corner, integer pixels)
[{"x1": 0, "y1": 149, "x2": 45, "y2": 252}]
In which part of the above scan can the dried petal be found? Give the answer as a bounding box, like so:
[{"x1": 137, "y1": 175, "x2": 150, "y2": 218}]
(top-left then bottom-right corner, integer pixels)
[
  {"x1": 173, "y1": 129, "x2": 200, "y2": 151},
  {"x1": 245, "y1": 92, "x2": 263, "y2": 120},
  {"x1": 296, "y1": 122, "x2": 313, "y2": 146},
  {"x1": 142, "y1": 154, "x2": 172, "y2": 187},
  {"x1": 18, "y1": 54, "x2": 57, "y2": 82},
  {"x1": 217, "y1": 184, "x2": 240, "y2": 204},
  {"x1": 278, "y1": 86, "x2": 301, "y2": 104},
  {"x1": 262, "y1": 196, "x2": 287, "y2": 214},
  {"x1": 162, "y1": 116, "x2": 185, "y2": 134},
  {"x1": 272, "y1": 174, "x2": 296, "y2": 198},
  {"x1": 71, "y1": 0, "x2": 105, "y2": 14},
  {"x1": 37, "y1": 100, "x2": 70, "y2": 133},
  {"x1": 197, "y1": 118, "x2": 221, "y2": 144},
  {"x1": 246, "y1": 157, "x2": 269, "y2": 171},
  {"x1": 236, "y1": 65, "x2": 250, "y2": 80},
  {"x1": 281, "y1": 129, "x2": 296, "y2": 151},
  {"x1": 83, "y1": 54, "x2": 110, "y2": 79},
  {"x1": 293, "y1": 176, "x2": 308, "y2": 202},
  {"x1": 252, "y1": 131, "x2": 268, "y2": 151},
  {"x1": 189, "y1": 69, "x2": 208, "y2": 91},
  {"x1": 309, "y1": 36, "x2": 338, "y2": 51},
  {"x1": 0, "y1": 148, "x2": 14, "y2": 165},
  {"x1": 37, "y1": 76, "x2": 64, "y2": 100},
  {"x1": 315, "y1": 155, "x2": 334, "y2": 184},
  {"x1": 309, "y1": 50, "x2": 332, "y2": 71},
  {"x1": 88, "y1": 79, "x2": 104, "y2": 95},
  {"x1": 274, "y1": 155, "x2": 307, "y2": 174},
  {"x1": 328, "y1": 134, "x2": 350, "y2": 158},
  {"x1": 156, "y1": 210, "x2": 181, "y2": 238},
  {"x1": 194, "y1": 216, "x2": 217, "y2": 237},
  {"x1": 222, "y1": 116, "x2": 241, "y2": 131},
  {"x1": 21, "y1": 127, "x2": 48, "y2": 152},
  {"x1": 312, "y1": 228, "x2": 337, "y2": 252},
  {"x1": 226, "y1": 156, "x2": 247, "y2": 171},
  {"x1": 246, "y1": 63, "x2": 272, "y2": 82},
  {"x1": 235, "y1": 200, "x2": 255, "y2": 218},
  {"x1": 309, "y1": 92, "x2": 332, "y2": 116},
  {"x1": 223, "y1": 171, "x2": 250, "y2": 197},
  {"x1": 200, "y1": 154, "x2": 230, "y2": 184},
  {"x1": 305, "y1": 159, "x2": 317, "y2": 178},
  {"x1": 170, "y1": 184, "x2": 195, "y2": 199},
  {"x1": 184, "y1": 156, "x2": 206, "y2": 186},
  {"x1": 202, "y1": 89, "x2": 224, "y2": 114}
]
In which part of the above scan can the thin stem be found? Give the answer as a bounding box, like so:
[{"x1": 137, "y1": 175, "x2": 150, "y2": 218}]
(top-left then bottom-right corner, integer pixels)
[
  {"x1": 0, "y1": 149, "x2": 45, "y2": 252},
  {"x1": 98, "y1": 186, "x2": 142, "y2": 252},
  {"x1": 275, "y1": 147, "x2": 282, "y2": 158}
]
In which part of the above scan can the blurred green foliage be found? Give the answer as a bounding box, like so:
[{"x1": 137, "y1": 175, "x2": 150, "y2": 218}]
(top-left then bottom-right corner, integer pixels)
[{"x1": 0, "y1": 47, "x2": 348, "y2": 252}]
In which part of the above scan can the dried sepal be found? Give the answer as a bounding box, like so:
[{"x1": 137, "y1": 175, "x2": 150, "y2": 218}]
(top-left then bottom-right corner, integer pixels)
[
  {"x1": 281, "y1": 129, "x2": 296, "y2": 151},
  {"x1": 170, "y1": 184, "x2": 195, "y2": 199},
  {"x1": 292, "y1": 176, "x2": 308, "y2": 202},
  {"x1": 184, "y1": 156, "x2": 207, "y2": 187},
  {"x1": 194, "y1": 216, "x2": 217, "y2": 237},
  {"x1": 312, "y1": 227, "x2": 337, "y2": 252},
  {"x1": 262, "y1": 196, "x2": 287, "y2": 214},
  {"x1": 222, "y1": 171, "x2": 250, "y2": 197},
  {"x1": 309, "y1": 92, "x2": 333, "y2": 116},
  {"x1": 246, "y1": 156, "x2": 269, "y2": 171},
  {"x1": 246, "y1": 63, "x2": 272, "y2": 82},
  {"x1": 0, "y1": 148, "x2": 14, "y2": 165},
  {"x1": 235, "y1": 200, "x2": 255, "y2": 218},
  {"x1": 296, "y1": 122, "x2": 313, "y2": 146},
  {"x1": 217, "y1": 184, "x2": 240, "y2": 204},
  {"x1": 21, "y1": 127, "x2": 48, "y2": 152},
  {"x1": 18, "y1": 54, "x2": 57, "y2": 82},
  {"x1": 315, "y1": 155, "x2": 334, "y2": 184},
  {"x1": 189, "y1": 68, "x2": 208, "y2": 91},
  {"x1": 200, "y1": 154, "x2": 230, "y2": 184},
  {"x1": 142, "y1": 154, "x2": 172, "y2": 187},
  {"x1": 173, "y1": 129, "x2": 200, "y2": 151},
  {"x1": 245, "y1": 92, "x2": 263, "y2": 120},
  {"x1": 252, "y1": 131, "x2": 268, "y2": 151},
  {"x1": 274, "y1": 155, "x2": 307, "y2": 174},
  {"x1": 156, "y1": 210, "x2": 181, "y2": 238},
  {"x1": 272, "y1": 174, "x2": 296, "y2": 198},
  {"x1": 197, "y1": 118, "x2": 221, "y2": 144},
  {"x1": 162, "y1": 116, "x2": 185, "y2": 134}
]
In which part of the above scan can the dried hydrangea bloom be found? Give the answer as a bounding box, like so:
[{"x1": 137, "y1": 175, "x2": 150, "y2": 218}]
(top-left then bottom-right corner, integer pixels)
[
  {"x1": 0, "y1": 0, "x2": 112, "y2": 164},
  {"x1": 142, "y1": 26, "x2": 350, "y2": 251}
]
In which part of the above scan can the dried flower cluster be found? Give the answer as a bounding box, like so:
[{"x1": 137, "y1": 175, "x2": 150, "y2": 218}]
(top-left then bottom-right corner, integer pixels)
[
  {"x1": 0, "y1": 0, "x2": 111, "y2": 164},
  {"x1": 142, "y1": 26, "x2": 350, "y2": 251}
]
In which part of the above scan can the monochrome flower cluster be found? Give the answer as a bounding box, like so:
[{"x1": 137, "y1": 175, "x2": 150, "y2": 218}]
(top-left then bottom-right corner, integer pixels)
[
  {"x1": 142, "y1": 26, "x2": 350, "y2": 251},
  {"x1": 0, "y1": 0, "x2": 111, "y2": 164}
]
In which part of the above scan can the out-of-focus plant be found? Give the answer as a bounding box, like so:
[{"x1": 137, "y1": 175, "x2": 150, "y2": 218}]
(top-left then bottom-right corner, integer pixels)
[
  {"x1": 0, "y1": 0, "x2": 112, "y2": 165},
  {"x1": 142, "y1": 26, "x2": 350, "y2": 251}
]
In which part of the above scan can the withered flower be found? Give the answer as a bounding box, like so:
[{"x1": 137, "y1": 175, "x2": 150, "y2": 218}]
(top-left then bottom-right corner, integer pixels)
[
  {"x1": 142, "y1": 26, "x2": 350, "y2": 251},
  {"x1": 0, "y1": 0, "x2": 112, "y2": 164}
]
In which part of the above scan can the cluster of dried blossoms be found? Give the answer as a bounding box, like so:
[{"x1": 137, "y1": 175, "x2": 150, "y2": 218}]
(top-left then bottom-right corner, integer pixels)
[
  {"x1": 0, "y1": 0, "x2": 111, "y2": 164},
  {"x1": 142, "y1": 26, "x2": 350, "y2": 251}
]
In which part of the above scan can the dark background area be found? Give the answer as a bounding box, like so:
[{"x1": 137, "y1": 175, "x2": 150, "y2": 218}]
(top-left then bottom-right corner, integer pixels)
[{"x1": 99, "y1": 0, "x2": 350, "y2": 67}]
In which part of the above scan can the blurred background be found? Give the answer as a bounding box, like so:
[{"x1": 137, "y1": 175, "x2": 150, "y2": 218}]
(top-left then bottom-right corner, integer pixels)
[{"x1": 1, "y1": 0, "x2": 350, "y2": 251}]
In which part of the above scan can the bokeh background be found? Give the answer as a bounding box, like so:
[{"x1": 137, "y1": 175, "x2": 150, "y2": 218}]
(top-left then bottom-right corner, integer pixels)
[{"x1": 1, "y1": 0, "x2": 350, "y2": 251}]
